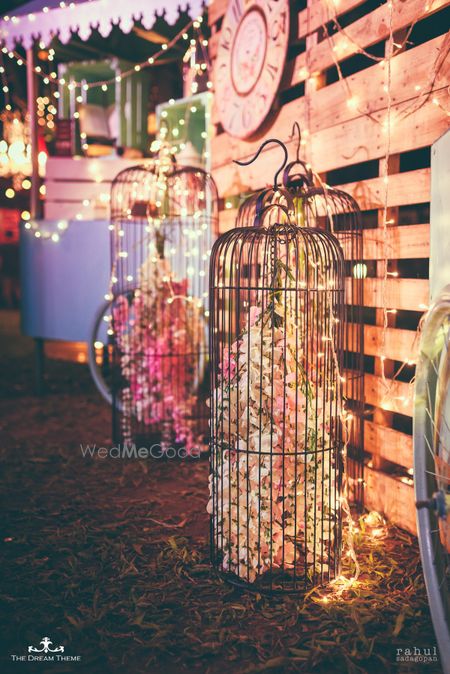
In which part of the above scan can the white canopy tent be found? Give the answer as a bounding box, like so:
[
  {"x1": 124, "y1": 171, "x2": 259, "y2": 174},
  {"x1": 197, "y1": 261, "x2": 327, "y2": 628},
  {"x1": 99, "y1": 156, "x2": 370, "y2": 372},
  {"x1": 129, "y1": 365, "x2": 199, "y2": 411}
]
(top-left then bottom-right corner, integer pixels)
[{"x1": 0, "y1": 0, "x2": 205, "y2": 49}]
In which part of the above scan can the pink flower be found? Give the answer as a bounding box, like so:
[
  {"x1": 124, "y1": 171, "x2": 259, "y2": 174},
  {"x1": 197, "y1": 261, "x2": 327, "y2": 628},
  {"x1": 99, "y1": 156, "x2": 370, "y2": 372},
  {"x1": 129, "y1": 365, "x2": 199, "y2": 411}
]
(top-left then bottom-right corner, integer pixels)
[
  {"x1": 249, "y1": 305, "x2": 261, "y2": 327},
  {"x1": 219, "y1": 346, "x2": 237, "y2": 380}
]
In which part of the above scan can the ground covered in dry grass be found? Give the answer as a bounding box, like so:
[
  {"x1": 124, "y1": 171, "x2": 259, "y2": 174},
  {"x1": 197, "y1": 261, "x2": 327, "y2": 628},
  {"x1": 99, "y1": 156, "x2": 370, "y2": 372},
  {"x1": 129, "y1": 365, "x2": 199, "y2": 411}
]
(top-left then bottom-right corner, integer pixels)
[{"x1": 0, "y1": 311, "x2": 441, "y2": 673}]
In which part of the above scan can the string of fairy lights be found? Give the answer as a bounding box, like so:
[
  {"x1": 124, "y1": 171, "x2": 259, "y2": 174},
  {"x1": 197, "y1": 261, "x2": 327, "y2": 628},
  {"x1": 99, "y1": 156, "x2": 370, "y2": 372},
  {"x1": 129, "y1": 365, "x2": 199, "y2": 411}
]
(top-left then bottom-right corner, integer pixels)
[
  {"x1": 320, "y1": 20, "x2": 447, "y2": 466},
  {"x1": 286, "y1": 0, "x2": 450, "y2": 595},
  {"x1": 0, "y1": 10, "x2": 211, "y2": 225},
  {"x1": 269, "y1": 0, "x2": 448, "y2": 525},
  {"x1": 299, "y1": 0, "x2": 449, "y2": 461},
  {"x1": 0, "y1": 15, "x2": 209, "y2": 96}
]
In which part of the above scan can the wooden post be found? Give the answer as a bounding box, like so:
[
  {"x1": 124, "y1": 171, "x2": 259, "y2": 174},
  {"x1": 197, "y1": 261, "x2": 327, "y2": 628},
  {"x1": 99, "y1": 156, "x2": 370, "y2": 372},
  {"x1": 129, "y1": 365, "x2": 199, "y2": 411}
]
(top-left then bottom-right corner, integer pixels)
[{"x1": 26, "y1": 46, "x2": 45, "y2": 394}]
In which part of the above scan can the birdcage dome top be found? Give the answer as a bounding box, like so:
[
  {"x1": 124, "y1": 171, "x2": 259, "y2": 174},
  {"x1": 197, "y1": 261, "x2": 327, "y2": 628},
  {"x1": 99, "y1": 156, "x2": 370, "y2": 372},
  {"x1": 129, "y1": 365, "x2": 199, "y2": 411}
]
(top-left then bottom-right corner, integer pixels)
[
  {"x1": 211, "y1": 203, "x2": 345, "y2": 292},
  {"x1": 110, "y1": 155, "x2": 218, "y2": 224}
]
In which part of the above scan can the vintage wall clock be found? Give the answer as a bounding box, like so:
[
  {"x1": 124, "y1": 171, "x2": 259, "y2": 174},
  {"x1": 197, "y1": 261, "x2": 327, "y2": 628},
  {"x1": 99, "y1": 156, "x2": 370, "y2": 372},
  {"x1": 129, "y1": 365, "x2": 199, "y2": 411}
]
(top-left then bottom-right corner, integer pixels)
[{"x1": 214, "y1": 0, "x2": 290, "y2": 139}]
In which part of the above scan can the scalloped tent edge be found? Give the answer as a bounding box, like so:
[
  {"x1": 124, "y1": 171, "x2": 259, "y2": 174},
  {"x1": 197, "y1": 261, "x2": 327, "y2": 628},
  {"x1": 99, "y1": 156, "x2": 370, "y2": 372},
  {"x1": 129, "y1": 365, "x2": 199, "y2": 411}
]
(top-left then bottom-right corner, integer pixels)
[{"x1": 0, "y1": 0, "x2": 205, "y2": 49}]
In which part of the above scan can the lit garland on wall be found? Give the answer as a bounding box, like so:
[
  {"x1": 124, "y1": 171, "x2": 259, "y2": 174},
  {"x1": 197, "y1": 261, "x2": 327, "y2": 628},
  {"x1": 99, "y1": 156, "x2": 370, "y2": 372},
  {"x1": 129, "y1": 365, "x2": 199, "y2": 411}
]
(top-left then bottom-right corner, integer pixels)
[
  {"x1": 23, "y1": 218, "x2": 68, "y2": 241},
  {"x1": 0, "y1": 13, "x2": 213, "y2": 208},
  {"x1": 293, "y1": 0, "x2": 450, "y2": 467},
  {"x1": 0, "y1": 52, "x2": 11, "y2": 110},
  {"x1": 0, "y1": 16, "x2": 211, "y2": 96},
  {"x1": 0, "y1": 15, "x2": 212, "y2": 165},
  {"x1": 159, "y1": 94, "x2": 212, "y2": 161}
]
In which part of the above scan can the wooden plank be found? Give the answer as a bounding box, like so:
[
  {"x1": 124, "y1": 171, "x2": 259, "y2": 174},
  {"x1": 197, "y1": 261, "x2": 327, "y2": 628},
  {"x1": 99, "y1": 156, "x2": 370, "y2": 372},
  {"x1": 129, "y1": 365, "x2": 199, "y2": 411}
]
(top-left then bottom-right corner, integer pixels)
[
  {"x1": 364, "y1": 466, "x2": 416, "y2": 533},
  {"x1": 364, "y1": 421, "x2": 413, "y2": 470},
  {"x1": 45, "y1": 180, "x2": 112, "y2": 202},
  {"x1": 355, "y1": 277, "x2": 429, "y2": 312},
  {"x1": 372, "y1": 152, "x2": 400, "y2": 472},
  {"x1": 297, "y1": 0, "x2": 370, "y2": 40},
  {"x1": 364, "y1": 372, "x2": 413, "y2": 416},
  {"x1": 339, "y1": 223, "x2": 431, "y2": 262},
  {"x1": 292, "y1": 0, "x2": 450, "y2": 86},
  {"x1": 218, "y1": 220, "x2": 429, "y2": 268},
  {"x1": 338, "y1": 170, "x2": 430, "y2": 212},
  {"x1": 217, "y1": 171, "x2": 431, "y2": 230},
  {"x1": 362, "y1": 224, "x2": 429, "y2": 261},
  {"x1": 212, "y1": 89, "x2": 448, "y2": 181},
  {"x1": 208, "y1": 0, "x2": 229, "y2": 27},
  {"x1": 45, "y1": 157, "x2": 144, "y2": 181},
  {"x1": 308, "y1": 34, "x2": 450, "y2": 133},
  {"x1": 346, "y1": 324, "x2": 418, "y2": 363}
]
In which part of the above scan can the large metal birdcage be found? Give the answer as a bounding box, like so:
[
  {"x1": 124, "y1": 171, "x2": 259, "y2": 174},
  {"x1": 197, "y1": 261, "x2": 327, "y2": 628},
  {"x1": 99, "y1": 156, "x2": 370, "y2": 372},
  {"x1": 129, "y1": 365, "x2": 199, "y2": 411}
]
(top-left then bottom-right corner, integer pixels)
[
  {"x1": 236, "y1": 125, "x2": 365, "y2": 508},
  {"x1": 109, "y1": 150, "x2": 219, "y2": 452},
  {"x1": 208, "y1": 140, "x2": 346, "y2": 593}
]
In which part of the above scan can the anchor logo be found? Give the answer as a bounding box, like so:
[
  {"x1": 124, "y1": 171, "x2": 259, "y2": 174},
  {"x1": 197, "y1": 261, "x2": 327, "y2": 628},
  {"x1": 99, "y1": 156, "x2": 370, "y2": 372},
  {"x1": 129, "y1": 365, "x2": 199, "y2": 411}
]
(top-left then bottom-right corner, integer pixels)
[{"x1": 28, "y1": 637, "x2": 65, "y2": 654}]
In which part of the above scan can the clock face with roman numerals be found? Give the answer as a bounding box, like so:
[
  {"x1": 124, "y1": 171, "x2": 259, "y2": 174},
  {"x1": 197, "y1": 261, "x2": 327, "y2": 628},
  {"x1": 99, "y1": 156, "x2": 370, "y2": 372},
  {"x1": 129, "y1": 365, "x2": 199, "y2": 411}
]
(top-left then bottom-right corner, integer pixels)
[{"x1": 214, "y1": 0, "x2": 290, "y2": 139}]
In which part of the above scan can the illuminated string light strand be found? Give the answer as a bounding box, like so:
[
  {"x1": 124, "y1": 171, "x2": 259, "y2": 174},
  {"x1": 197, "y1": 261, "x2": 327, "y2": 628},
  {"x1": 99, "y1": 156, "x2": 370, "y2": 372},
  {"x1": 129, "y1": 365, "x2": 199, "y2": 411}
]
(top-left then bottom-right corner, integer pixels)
[
  {"x1": 293, "y1": 0, "x2": 447, "y2": 578},
  {"x1": 323, "y1": 0, "x2": 423, "y2": 65},
  {"x1": 319, "y1": 11, "x2": 450, "y2": 131},
  {"x1": 0, "y1": 17, "x2": 209, "y2": 95},
  {"x1": 328, "y1": 304, "x2": 361, "y2": 589},
  {"x1": 310, "y1": 0, "x2": 449, "y2": 419},
  {"x1": 0, "y1": 52, "x2": 11, "y2": 109},
  {"x1": 379, "y1": 1, "x2": 395, "y2": 394},
  {"x1": 2, "y1": 0, "x2": 96, "y2": 24}
]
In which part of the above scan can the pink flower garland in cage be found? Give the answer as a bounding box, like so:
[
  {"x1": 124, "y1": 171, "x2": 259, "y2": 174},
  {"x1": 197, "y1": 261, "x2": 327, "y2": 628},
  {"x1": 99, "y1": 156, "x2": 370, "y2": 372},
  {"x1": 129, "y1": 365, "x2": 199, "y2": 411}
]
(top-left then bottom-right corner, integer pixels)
[{"x1": 113, "y1": 252, "x2": 206, "y2": 453}]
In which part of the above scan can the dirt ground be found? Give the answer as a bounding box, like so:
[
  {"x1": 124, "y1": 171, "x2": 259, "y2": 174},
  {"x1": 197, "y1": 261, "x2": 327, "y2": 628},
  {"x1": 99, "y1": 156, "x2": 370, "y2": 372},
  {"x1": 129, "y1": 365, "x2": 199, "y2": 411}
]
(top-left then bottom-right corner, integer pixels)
[{"x1": 0, "y1": 310, "x2": 442, "y2": 674}]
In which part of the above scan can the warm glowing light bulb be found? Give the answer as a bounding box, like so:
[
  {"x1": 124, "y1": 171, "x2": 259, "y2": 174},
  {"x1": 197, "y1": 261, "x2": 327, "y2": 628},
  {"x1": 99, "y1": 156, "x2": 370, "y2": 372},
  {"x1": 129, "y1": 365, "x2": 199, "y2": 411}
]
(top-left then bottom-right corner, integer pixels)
[{"x1": 352, "y1": 263, "x2": 367, "y2": 279}]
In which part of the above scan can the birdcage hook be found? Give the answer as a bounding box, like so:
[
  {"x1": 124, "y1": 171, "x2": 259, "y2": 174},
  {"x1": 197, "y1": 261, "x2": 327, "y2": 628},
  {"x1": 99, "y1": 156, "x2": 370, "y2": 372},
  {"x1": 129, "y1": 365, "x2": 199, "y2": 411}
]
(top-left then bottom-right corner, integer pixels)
[
  {"x1": 291, "y1": 122, "x2": 302, "y2": 162},
  {"x1": 283, "y1": 122, "x2": 313, "y2": 188},
  {"x1": 234, "y1": 138, "x2": 288, "y2": 191}
]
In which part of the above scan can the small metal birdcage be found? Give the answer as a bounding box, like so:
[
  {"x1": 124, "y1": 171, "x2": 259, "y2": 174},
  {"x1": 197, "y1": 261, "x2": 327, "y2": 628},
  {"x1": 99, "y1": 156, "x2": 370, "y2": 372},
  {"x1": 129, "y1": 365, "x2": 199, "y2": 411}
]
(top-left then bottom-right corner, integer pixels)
[
  {"x1": 208, "y1": 140, "x2": 346, "y2": 593},
  {"x1": 109, "y1": 148, "x2": 219, "y2": 452},
  {"x1": 236, "y1": 124, "x2": 365, "y2": 508}
]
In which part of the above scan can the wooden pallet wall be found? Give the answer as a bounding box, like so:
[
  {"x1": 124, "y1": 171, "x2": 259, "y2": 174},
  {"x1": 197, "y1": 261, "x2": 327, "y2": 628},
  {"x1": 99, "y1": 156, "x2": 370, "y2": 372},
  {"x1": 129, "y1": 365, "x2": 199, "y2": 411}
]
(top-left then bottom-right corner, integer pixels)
[{"x1": 208, "y1": 0, "x2": 450, "y2": 534}]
